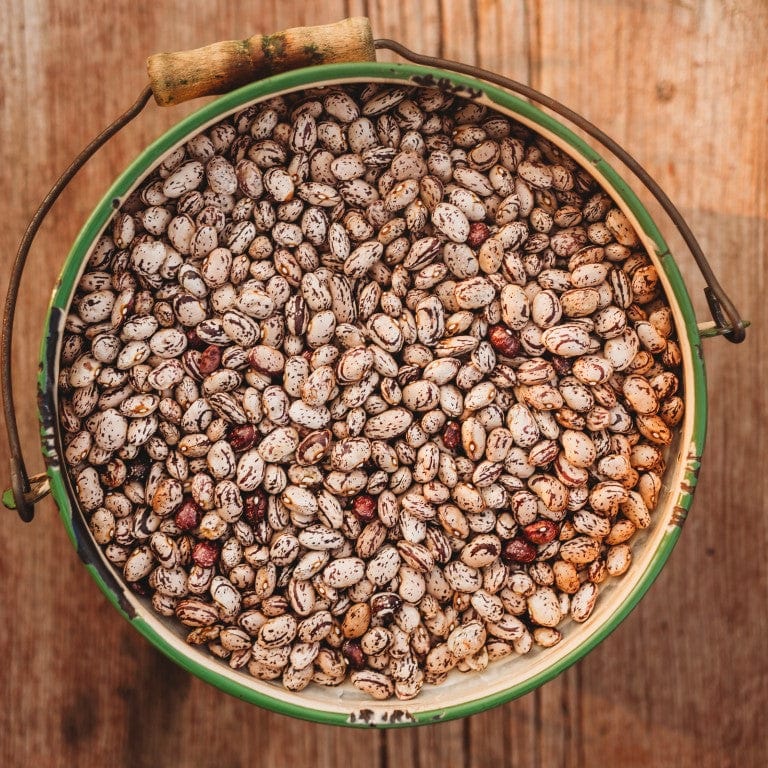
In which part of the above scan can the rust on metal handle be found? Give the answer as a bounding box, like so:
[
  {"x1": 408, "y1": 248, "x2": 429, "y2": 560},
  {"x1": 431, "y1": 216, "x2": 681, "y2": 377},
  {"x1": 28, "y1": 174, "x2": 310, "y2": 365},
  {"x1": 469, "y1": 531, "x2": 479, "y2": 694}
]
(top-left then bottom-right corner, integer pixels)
[
  {"x1": 147, "y1": 17, "x2": 376, "y2": 106},
  {"x1": 373, "y1": 38, "x2": 747, "y2": 343},
  {"x1": 1, "y1": 86, "x2": 154, "y2": 521}
]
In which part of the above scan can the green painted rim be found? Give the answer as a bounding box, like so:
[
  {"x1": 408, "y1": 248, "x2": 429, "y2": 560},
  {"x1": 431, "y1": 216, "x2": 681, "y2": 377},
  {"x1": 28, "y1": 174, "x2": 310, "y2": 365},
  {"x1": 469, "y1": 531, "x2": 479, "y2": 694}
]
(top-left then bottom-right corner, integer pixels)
[{"x1": 39, "y1": 61, "x2": 707, "y2": 727}]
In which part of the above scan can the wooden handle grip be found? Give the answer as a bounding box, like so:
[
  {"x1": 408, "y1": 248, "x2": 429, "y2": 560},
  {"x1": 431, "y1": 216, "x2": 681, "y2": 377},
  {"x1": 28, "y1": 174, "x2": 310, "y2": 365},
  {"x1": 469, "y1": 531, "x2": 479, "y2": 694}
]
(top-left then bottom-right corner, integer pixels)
[{"x1": 147, "y1": 17, "x2": 376, "y2": 107}]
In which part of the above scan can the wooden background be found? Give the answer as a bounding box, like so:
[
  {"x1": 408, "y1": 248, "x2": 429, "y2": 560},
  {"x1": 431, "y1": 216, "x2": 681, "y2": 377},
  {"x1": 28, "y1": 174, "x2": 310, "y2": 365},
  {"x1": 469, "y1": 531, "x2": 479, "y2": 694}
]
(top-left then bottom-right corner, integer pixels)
[{"x1": 1, "y1": 1, "x2": 765, "y2": 765}]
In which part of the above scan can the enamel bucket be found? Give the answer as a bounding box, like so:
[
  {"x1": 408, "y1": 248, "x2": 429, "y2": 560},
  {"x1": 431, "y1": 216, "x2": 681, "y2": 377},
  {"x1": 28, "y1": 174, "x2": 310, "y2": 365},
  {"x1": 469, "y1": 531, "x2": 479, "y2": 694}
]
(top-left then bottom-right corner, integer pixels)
[{"x1": 2, "y1": 21, "x2": 746, "y2": 727}]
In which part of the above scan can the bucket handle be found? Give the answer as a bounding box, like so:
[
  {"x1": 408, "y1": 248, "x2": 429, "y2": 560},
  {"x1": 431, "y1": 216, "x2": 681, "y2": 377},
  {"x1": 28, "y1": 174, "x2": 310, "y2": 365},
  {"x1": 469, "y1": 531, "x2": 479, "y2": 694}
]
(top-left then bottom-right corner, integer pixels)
[
  {"x1": 373, "y1": 39, "x2": 747, "y2": 345},
  {"x1": 2, "y1": 22, "x2": 747, "y2": 521},
  {"x1": 1, "y1": 86, "x2": 154, "y2": 521}
]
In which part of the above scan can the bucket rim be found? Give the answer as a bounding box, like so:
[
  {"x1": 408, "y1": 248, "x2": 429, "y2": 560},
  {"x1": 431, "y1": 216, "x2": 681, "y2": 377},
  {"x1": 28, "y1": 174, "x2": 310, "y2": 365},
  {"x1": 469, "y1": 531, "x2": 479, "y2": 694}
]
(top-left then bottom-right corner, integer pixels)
[{"x1": 38, "y1": 60, "x2": 707, "y2": 727}]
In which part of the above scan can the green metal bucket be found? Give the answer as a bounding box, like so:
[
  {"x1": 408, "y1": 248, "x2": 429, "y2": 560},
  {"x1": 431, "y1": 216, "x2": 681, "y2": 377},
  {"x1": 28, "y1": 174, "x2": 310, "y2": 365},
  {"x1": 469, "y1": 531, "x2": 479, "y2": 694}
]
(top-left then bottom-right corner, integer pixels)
[{"x1": 27, "y1": 59, "x2": 724, "y2": 726}]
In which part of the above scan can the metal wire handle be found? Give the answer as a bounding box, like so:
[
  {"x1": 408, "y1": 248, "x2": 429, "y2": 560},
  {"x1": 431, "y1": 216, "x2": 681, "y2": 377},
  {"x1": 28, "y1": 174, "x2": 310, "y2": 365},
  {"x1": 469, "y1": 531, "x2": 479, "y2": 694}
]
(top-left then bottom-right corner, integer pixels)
[
  {"x1": 375, "y1": 39, "x2": 747, "y2": 344},
  {"x1": 1, "y1": 86, "x2": 154, "y2": 521},
  {"x1": 2, "y1": 39, "x2": 747, "y2": 522}
]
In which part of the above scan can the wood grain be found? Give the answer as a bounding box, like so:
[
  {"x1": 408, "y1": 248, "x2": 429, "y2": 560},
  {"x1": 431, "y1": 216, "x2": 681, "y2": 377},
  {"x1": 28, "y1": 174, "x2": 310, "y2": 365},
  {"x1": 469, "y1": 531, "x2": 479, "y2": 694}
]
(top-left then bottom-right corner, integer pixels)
[{"x1": 1, "y1": 1, "x2": 765, "y2": 766}]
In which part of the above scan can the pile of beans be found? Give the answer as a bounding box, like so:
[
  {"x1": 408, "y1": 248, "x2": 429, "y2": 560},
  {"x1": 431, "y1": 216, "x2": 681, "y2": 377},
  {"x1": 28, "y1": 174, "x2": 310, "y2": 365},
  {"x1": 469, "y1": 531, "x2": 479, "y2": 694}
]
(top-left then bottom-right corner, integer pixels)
[{"x1": 58, "y1": 82, "x2": 684, "y2": 702}]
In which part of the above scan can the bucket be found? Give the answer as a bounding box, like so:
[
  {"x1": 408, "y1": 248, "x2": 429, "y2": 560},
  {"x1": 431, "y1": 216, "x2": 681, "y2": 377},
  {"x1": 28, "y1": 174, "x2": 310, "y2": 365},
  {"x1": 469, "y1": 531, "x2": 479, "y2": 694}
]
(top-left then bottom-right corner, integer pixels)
[{"x1": 2, "y1": 18, "x2": 746, "y2": 727}]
